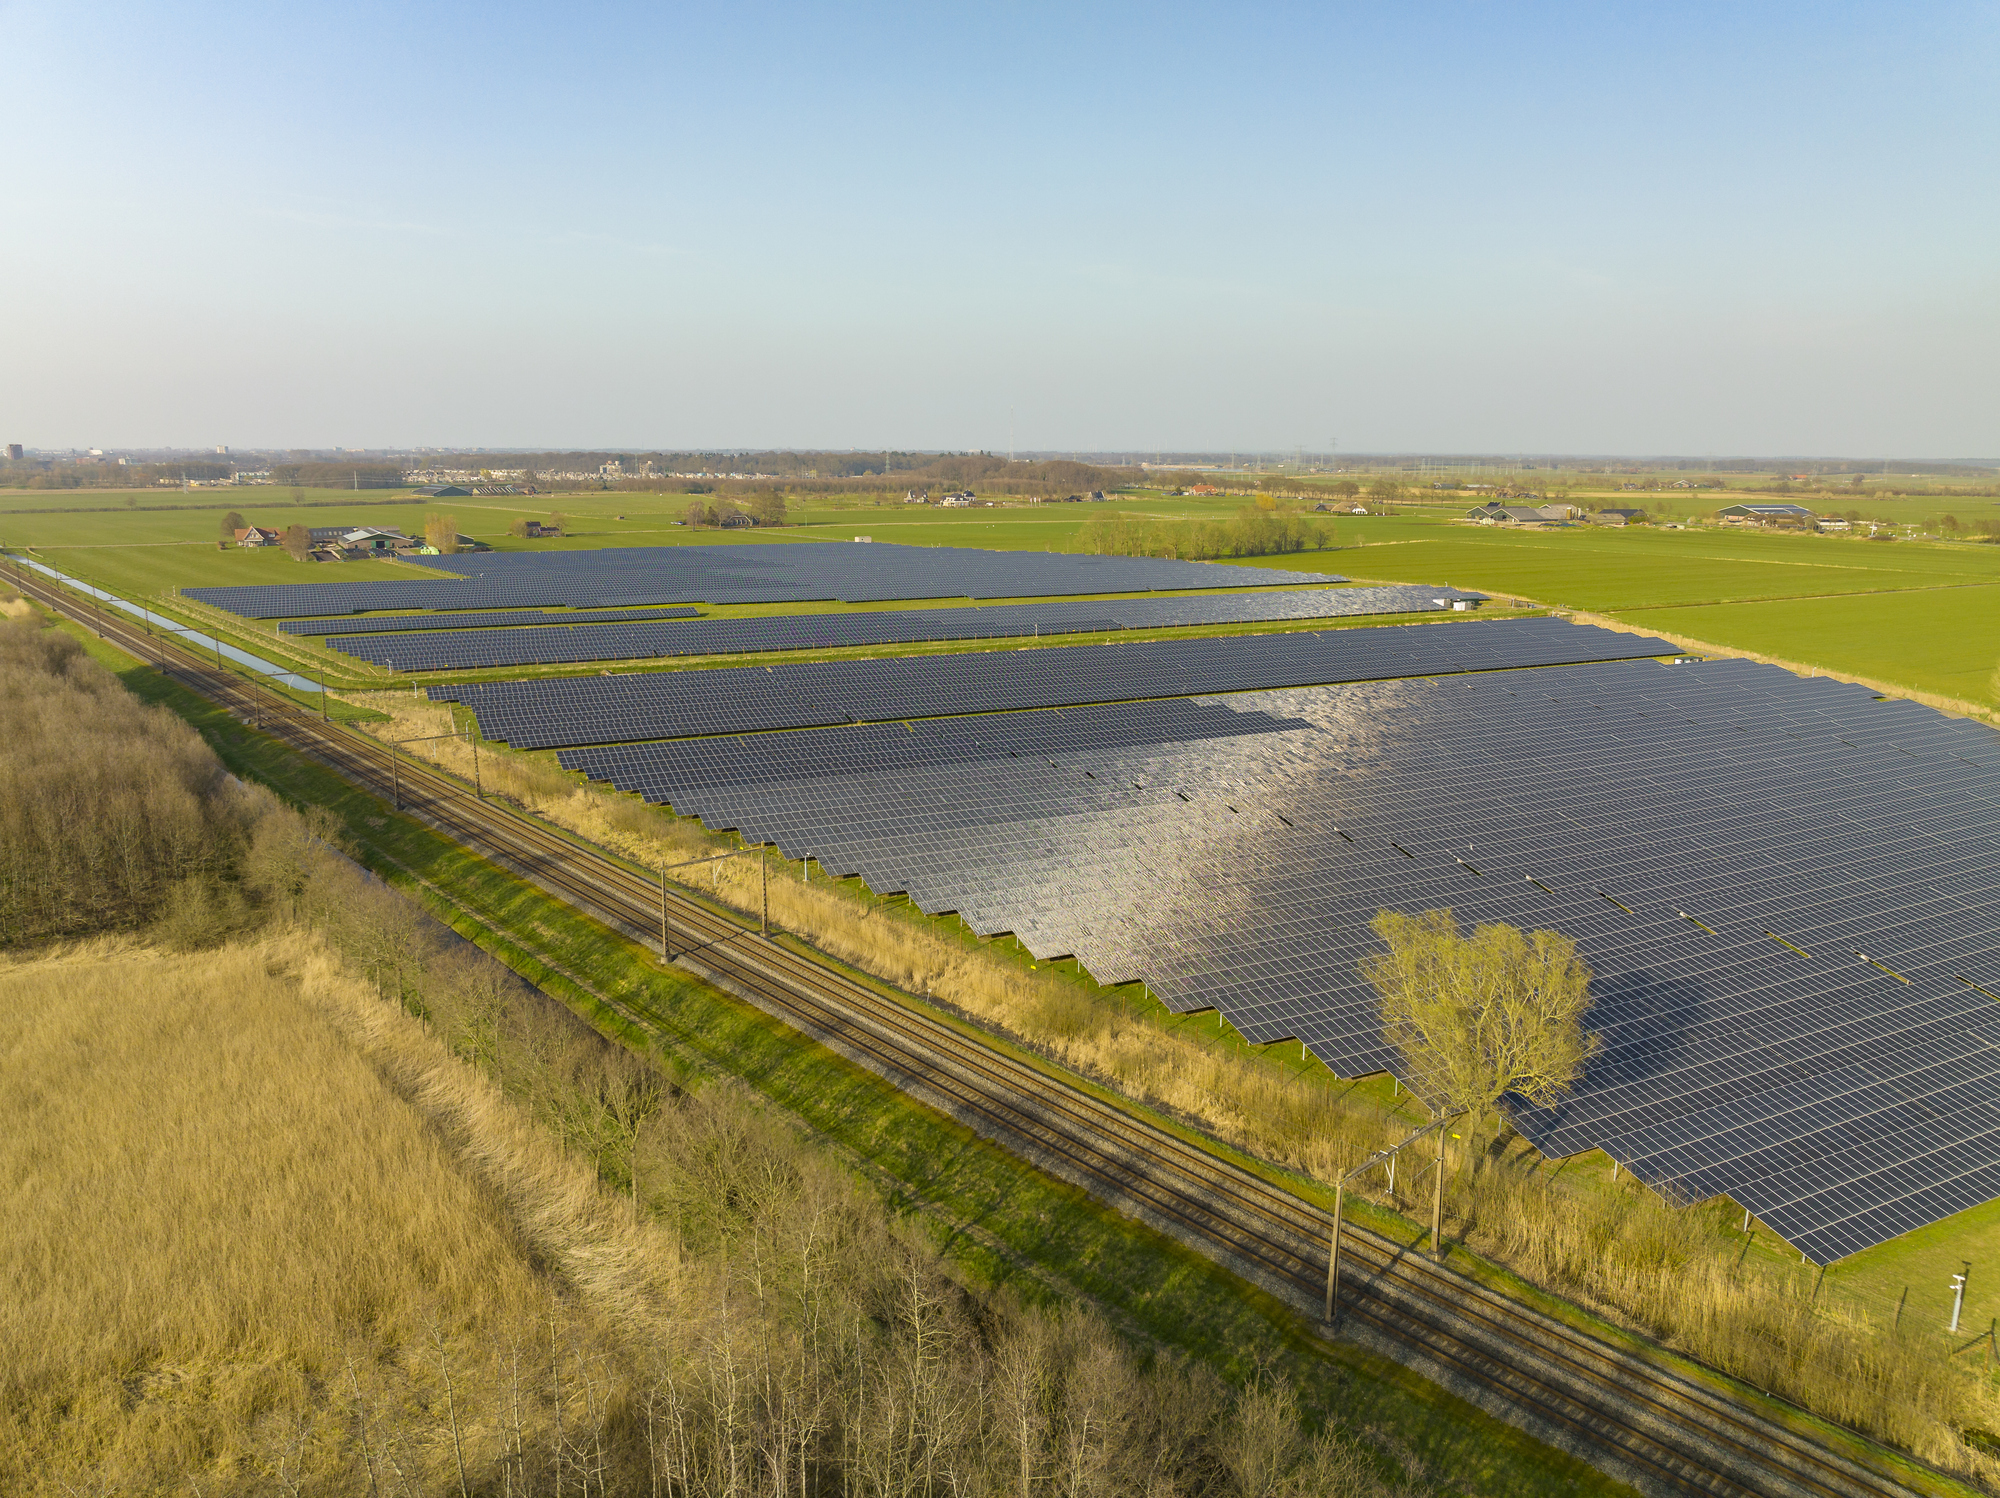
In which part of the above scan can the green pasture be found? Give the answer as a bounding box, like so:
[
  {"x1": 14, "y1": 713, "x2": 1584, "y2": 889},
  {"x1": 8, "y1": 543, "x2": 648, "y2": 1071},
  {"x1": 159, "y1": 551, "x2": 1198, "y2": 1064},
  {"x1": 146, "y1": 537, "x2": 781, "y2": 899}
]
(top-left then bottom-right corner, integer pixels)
[
  {"x1": 1327, "y1": 524, "x2": 2000, "y2": 606},
  {"x1": 1620, "y1": 586, "x2": 2000, "y2": 705},
  {"x1": 1826, "y1": 1194, "x2": 2000, "y2": 1350}
]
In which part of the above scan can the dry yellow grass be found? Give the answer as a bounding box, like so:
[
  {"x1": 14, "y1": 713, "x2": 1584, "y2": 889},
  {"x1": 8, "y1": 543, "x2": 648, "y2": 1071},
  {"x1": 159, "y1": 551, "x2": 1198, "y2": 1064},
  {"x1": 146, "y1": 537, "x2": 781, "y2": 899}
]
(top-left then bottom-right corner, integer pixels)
[
  {"x1": 0, "y1": 928, "x2": 1406, "y2": 1498},
  {"x1": 1455, "y1": 1156, "x2": 2000, "y2": 1476},
  {"x1": 0, "y1": 935, "x2": 672, "y2": 1494}
]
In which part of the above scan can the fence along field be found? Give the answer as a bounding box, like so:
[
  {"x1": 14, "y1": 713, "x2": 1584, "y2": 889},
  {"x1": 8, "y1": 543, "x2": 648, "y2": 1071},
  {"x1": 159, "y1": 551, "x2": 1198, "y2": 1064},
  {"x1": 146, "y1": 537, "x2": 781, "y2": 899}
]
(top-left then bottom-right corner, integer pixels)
[{"x1": 0, "y1": 599, "x2": 1421, "y2": 1498}]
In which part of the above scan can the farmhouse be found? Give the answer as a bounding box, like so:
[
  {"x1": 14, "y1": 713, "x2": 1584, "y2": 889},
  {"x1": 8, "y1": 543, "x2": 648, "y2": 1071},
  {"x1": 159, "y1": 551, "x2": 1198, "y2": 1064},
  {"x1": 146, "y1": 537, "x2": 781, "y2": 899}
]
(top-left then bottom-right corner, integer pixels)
[
  {"x1": 231, "y1": 526, "x2": 280, "y2": 547},
  {"x1": 305, "y1": 526, "x2": 403, "y2": 546},
  {"x1": 1467, "y1": 501, "x2": 1571, "y2": 525},
  {"x1": 1719, "y1": 502, "x2": 1816, "y2": 528},
  {"x1": 338, "y1": 527, "x2": 409, "y2": 552}
]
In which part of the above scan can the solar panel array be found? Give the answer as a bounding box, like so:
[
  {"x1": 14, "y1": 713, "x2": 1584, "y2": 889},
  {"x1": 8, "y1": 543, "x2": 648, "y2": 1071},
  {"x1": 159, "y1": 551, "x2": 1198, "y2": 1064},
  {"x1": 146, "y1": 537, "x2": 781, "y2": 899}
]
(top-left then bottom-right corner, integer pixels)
[
  {"x1": 321, "y1": 584, "x2": 1487, "y2": 670},
  {"x1": 186, "y1": 542, "x2": 1344, "y2": 618},
  {"x1": 433, "y1": 618, "x2": 1675, "y2": 749},
  {"x1": 559, "y1": 655, "x2": 2000, "y2": 1264},
  {"x1": 279, "y1": 606, "x2": 700, "y2": 636}
]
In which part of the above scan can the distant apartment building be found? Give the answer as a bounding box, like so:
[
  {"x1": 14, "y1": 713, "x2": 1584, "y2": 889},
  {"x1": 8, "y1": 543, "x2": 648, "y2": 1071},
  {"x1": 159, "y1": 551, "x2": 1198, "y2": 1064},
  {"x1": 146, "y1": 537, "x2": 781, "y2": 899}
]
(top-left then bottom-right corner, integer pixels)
[{"x1": 5, "y1": 443, "x2": 23, "y2": 460}]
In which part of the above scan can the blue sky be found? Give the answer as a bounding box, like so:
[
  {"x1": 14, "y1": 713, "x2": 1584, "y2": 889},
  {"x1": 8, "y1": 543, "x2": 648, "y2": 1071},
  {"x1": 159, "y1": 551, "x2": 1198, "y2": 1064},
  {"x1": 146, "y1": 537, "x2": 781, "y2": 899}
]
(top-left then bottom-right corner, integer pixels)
[{"x1": 3, "y1": 1, "x2": 1994, "y2": 454}]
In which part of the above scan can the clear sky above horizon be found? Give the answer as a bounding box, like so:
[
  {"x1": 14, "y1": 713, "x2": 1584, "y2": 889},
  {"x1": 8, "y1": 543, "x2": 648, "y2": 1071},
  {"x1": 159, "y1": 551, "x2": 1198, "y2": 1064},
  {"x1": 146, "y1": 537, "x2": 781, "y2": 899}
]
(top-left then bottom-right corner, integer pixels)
[{"x1": 3, "y1": 1, "x2": 1994, "y2": 456}]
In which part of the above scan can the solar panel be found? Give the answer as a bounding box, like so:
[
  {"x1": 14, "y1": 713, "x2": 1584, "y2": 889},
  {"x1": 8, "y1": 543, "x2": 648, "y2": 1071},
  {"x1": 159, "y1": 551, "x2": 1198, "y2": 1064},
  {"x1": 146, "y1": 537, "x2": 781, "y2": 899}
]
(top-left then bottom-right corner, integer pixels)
[
  {"x1": 555, "y1": 652, "x2": 2000, "y2": 1264},
  {"x1": 280, "y1": 606, "x2": 701, "y2": 636},
  {"x1": 317, "y1": 584, "x2": 1487, "y2": 669},
  {"x1": 432, "y1": 617, "x2": 1674, "y2": 750},
  {"x1": 185, "y1": 541, "x2": 1348, "y2": 619}
]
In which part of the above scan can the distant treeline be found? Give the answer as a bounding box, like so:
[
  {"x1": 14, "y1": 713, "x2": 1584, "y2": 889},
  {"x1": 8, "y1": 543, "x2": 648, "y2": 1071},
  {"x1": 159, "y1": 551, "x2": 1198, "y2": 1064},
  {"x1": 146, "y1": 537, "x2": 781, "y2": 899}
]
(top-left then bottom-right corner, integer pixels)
[
  {"x1": 0, "y1": 460, "x2": 239, "y2": 490},
  {"x1": 555, "y1": 452, "x2": 1139, "y2": 499},
  {"x1": 1076, "y1": 506, "x2": 1334, "y2": 560}
]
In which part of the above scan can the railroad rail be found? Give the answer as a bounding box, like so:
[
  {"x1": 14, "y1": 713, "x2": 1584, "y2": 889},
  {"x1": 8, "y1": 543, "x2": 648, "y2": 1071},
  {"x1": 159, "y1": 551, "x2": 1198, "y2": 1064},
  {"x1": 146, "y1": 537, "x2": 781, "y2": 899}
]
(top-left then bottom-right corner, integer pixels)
[{"x1": 16, "y1": 562, "x2": 1939, "y2": 1498}]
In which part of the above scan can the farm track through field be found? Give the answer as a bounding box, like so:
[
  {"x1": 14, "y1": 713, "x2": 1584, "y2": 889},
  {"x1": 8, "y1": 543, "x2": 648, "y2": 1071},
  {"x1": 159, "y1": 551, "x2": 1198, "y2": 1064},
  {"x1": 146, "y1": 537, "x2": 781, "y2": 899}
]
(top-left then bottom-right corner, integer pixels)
[{"x1": 13, "y1": 562, "x2": 1944, "y2": 1498}]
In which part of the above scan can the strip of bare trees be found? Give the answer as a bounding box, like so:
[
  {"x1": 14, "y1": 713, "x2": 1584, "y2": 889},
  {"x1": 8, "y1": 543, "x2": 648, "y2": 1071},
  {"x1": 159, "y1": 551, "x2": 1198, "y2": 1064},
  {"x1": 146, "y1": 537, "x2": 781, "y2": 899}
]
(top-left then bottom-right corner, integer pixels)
[
  {"x1": 1076, "y1": 507, "x2": 1334, "y2": 561},
  {"x1": 0, "y1": 613, "x2": 260, "y2": 945}
]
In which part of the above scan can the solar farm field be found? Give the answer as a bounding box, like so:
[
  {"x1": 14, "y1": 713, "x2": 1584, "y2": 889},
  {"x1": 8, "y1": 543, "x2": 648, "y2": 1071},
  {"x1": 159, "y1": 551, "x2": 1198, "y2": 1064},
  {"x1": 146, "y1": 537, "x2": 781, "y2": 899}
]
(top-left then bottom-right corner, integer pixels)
[
  {"x1": 311, "y1": 586, "x2": 1488, "y2": 671},
  {"x1": 435, "y1": 617, "x2": 1669, "y2": 746},
  {"x1": 492, "y1": 617, "x2": 1995, "y2": 1268}
]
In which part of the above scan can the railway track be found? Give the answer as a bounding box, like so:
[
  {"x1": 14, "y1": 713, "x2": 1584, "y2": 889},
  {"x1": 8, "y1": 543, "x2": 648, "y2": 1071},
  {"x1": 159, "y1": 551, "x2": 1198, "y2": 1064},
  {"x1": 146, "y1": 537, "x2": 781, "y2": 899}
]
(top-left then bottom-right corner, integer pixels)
[{"x1": 19, "y1": 563, "x2": 1938, "y2": 1498}]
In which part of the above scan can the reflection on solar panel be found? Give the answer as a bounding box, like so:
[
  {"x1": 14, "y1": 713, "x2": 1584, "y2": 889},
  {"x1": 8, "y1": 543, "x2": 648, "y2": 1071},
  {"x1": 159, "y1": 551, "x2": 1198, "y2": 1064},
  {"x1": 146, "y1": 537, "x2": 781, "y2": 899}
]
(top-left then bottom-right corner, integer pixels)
[
  {"x1": 560, "y1": 655, "x2": 2000, "y2": 1264},
  {"x1": 323, "y1": 584, "x2": 1487, "y2": 669},
  {"x1": 433, "y1": 618, "x2": 1674, "y2": 749},
  {"x1": 186, "y1": 542, "x2": 1345, "y2": 618},
  {"x1": 280, "y1": 606, "x2": 700, "y2": 636}
]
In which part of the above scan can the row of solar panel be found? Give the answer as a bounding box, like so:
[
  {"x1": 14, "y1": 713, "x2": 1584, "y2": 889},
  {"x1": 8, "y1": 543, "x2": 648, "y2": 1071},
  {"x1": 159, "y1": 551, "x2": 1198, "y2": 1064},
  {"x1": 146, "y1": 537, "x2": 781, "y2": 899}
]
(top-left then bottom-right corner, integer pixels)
[
  {"x1": 433, "y1": 618, "x2": 1676, "y2": 749},
  {"x1": 318, "y1": 584, "x2": 1487, "y2": 669},
  {"x1": 186, "y1": 541, "x2": 1345, "y2": 618},
  {"x1": 555, "y1": 654, "x2": 2000, "y2": 1264},
  {"x1": 280, "y1": 606, "x2": 701, "y2": 636}
]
